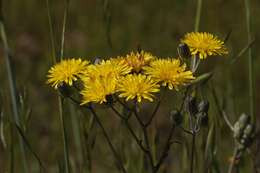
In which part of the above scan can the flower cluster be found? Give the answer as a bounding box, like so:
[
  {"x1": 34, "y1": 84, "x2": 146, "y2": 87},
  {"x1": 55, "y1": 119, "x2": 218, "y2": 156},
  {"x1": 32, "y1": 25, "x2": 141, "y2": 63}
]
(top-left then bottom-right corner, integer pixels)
[{"x1": 46, "y1": 32, "x2": 228, "y2": 105}]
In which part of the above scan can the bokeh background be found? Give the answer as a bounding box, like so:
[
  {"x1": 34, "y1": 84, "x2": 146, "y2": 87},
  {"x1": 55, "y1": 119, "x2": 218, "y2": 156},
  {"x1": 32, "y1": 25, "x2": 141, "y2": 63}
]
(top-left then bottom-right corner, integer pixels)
[{"x1": 0, "y1": 0, "x2": 259, "y2": 172}]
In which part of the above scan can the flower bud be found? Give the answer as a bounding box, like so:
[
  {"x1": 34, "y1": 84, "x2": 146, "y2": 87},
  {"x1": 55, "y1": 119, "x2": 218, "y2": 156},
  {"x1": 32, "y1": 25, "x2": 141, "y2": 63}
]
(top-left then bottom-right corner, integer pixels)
[
  {"x1": 233, "y1": 113, "x2": 250, "y2": 140},
  {"x1": 105, "y1": 95, "x2": 114, "y2": 106},
  {"x1": 185, "y1": 95, "x2": 198, "y2": 116},
  {"x1": 197, "y1": 112, "x2": 208, "y2": 127},
  {"x1": 170, "y1": 110, "x2": 182, "y2": 126},
  {"x1": 58, "y1": 82, "x2": 72, "y2": 97},
  {"x1": 177, "y1": 43, "x2": 191, "y2": 59},
  {"x1": 198, "y1": 100, "x2": 209, "y2": 114}
]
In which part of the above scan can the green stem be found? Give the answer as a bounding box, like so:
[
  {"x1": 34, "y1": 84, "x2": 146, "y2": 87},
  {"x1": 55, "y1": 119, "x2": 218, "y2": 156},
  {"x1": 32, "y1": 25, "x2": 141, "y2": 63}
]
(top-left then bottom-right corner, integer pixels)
[
  {"x1": 0, "y1": 8, "x2": 28, "y2": 173},
  {"x1": 46, "y1": 0, "x2": 57, "y2": 63},
  {"x1": 228, "y1": 148, "x2": 239, "y2": 173},
  {"x1": 59, "y1": 98, "x2": 70, "y2": 173},
  {"x1": 244, "y1": 0, "x2": 255, "y2": 123},
  {"x1": 194, "y1": 0, "x2": 202, "y2": 32}
]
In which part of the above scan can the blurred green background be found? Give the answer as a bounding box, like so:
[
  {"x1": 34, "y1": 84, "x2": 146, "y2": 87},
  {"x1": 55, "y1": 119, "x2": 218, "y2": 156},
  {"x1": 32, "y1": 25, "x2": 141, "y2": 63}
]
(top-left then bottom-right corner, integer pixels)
[{"x1": 0, "y1": 0, "x2": 259, "y2": 172}]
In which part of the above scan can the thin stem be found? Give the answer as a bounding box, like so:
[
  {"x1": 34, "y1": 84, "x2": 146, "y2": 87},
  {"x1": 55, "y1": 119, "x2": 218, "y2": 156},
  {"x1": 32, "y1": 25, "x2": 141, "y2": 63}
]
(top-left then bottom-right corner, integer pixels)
[
  {"x1": 46, "y1": 0, "x2": 57, "y2": 63},
  {"x1": 110, "y1": 106, "x2": 148, "y2": 153},
  {"x1": 59, "y1": 98, "x2": 70, "y2": 173},
  {"x1": 133, "y1": 105, "x2": 155, "y2": 169},
  {"x1": 194, "y1": 0, "x2": 203, "y2": 32},
  {"x1": 60, "y1": 0, "x2": 69, "y2": 60},
  {"x1": 190, "y1": 131, "x2": 196, "y2": 173},
  {"x1": 153, "y1": 125, "x2": 175, "y2": 173},
  {"x1": 89, "y1": 106, "x2": 127, "y2": 173},
  {"x1": 228, "y1": 148, "x2": 239, "y2": 173},
  {"x1": 244, "y1": 0, "x2": 255, "y2": 124},
  {"x1": 0, "y1": 5, "x2": 28, "y2": 173}
]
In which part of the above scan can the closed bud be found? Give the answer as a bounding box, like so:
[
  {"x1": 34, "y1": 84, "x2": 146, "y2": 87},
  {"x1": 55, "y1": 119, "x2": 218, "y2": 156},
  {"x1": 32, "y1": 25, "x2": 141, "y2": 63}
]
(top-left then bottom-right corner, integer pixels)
[
  {"x1": 177, "y1": 43, "x2": 191, "y2": 59},
  {"x1": 185, "y1": 95, "x2": 198, "y2": 116},
  {"x1": 197, "y1": 112, "x2": 208, "y2": 127},
  {"x1": 243, "y1": 124, "x2": 254, "y2": 137},
  {"x1": 170, "y1": 110, "x2": 182, "y2": 126},
  {"x1": 198, "y1": 100, "x2": 210, "y2": 114},
  {"x1": 105, "y1": 95, "x2": 114, "y2": 106},
  {"x1": 233, "y1": 113, "x2": 251, "y2": 140},
  {"x1": 238, "y1": 113, "x2": 250, "y2": 130},
  {"x1": 94, "y1": 58, "x2": 102, "y2": 64},
  {"x1": 58, "y1": 82, "x2": 72, "y2": 97}
]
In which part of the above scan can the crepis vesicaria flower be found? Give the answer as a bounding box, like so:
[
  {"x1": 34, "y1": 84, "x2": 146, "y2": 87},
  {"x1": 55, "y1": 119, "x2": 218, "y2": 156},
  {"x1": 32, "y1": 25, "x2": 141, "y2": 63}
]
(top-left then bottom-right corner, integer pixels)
[
  {"x1": 116, "y1": 51, "x2": 156, "y2": 73},
  {"x1": 181, "y1": 32, "x2": 228, "y2": 59},
  {"x1": 144, "y1": 58, "x2": 195, "y2": 90},
  {"x1": 47, "y1": 58, "x2": 89, "y2": 89},
  {"x1": 80, "y1": 59, "x2": 131, "y2": 104},
  {"x1": 117, "y1": 74, "x2": 160, "y2": 102},
  {"x1": 80, "y1": 75, "x2": 117, "y2": 104}
]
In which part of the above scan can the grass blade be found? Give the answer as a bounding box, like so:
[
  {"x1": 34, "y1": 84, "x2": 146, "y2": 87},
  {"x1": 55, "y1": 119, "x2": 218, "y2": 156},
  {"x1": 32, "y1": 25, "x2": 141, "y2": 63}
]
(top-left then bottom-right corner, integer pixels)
[
  {"x1": 244, "y1": 0, "x2": 255, "y2": 123},
  {"x1": 0, "y1": 3, "x2": 28, "y2": 173}
]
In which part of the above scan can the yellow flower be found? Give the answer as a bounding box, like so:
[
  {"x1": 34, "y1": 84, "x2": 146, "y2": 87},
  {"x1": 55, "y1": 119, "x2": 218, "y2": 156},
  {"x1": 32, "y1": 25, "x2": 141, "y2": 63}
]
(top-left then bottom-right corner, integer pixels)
[
  {"x1": 181, "y1": 32, "x2": 228, "y2": 59},
  {"x1": 144, "y1": 58, "x2": 195, "y2": 90},
  {"x1": 47, "y1": 58, "x2": 89, "y2": 89},
  {"x1": 117, "y1": 74, "x2": 160, "y2": 102},
  {"x1": 81, "y1": 75, "x2": 117, "y2": 104},
  {"x1": 117, "y1": 51, "x2": 155, "y2": 72},
  {"x1": 83, "y1": 59, "x2": 131, "y2": 80}
]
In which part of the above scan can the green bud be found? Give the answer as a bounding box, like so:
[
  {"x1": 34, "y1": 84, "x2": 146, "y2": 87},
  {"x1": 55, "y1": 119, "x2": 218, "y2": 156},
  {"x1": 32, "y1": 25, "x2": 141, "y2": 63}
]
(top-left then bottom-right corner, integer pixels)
[
  {"x1": 186, "y1": 95, "x2": 198, "y2": 116},
  {"x1": 170, "y1": 110, "x2": 182, "y2": 126},
  {"x1": 58, "y1": 83, "x2": 72, "y2": 97},
  {"x1": 105, "y1": 95, "x2": 114, "y2": 106},
  {"x1": 197, "y1": 112, "x2": 208, "y2": 127},
  {"x1": 198, "y1": 100, "x2": 209, "y2": 114},
  {"x1": 177, "y1": 43, "x2": 191, "y2": 59},
  {"x1": 233, "y1": 113, "x2": 250, "y2": 139}
]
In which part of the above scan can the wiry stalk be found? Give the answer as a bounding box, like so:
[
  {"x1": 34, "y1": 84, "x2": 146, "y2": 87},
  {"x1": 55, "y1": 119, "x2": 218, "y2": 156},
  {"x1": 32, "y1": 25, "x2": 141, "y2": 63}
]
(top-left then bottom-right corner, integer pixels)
[
  {"x1": 58, "y1": 0, "x2": 70, "y2": 172},
  {"x1": 194, "y1": 0, "x2": 202, "y2": 32},
  {"x1": 0, "y1": 3, "x2": 28, "y2": 173},
  {"x1": 46, "y1": 0, "x2": 70, "y2": 172},
  {"x1": 244, "y1": 0, "x2": 255, "y2": 123}
]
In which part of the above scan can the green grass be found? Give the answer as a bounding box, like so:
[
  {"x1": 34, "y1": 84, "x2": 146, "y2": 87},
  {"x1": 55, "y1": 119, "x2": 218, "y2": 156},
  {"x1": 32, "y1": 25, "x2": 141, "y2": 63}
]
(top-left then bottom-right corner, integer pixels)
[{"x1": 0, "y1": 0, "x2": 259, "y2": 173}]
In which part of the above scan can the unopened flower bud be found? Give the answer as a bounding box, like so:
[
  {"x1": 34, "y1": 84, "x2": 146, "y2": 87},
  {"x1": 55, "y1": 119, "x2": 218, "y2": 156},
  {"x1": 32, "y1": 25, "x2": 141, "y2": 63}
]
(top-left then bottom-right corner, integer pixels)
[
  {"x1": 233, "y1": 113, "x2": 250, "y2": 140},
  {"x1": 58, "y1": 82, "x2": 72, "y2": 97},
  {"x1": 197, "y1": 112, "x2": 208, "y2": 127},
  {"x1": 105, "y1": 95, "x2": 114, "y2": 106},
  {"x1": 170, "y1": 110, "x2": 182, "y2": 126},
  {"x1": 177, "y1": 43, "x2": 191, "y2": 59},
  {"x1": 198, "y1": 100, "x2": 209, "y2": 114},
  {"x1": 185, "y1": 95, "x2": 198, "y2": 116}
]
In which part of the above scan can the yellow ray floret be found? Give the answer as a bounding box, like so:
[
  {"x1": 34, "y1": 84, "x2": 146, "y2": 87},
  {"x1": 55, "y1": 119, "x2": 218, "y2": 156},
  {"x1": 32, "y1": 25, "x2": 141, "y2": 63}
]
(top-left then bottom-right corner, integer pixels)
[
  {"x1": 144, "y1": 58, "x2": 195, "y2": 90},
  {"x1": 115, "y1": 51, "x2": 155, "y2": 73},
  {"x1": 181, "y1": 32, "x2": 228, "y2": 59},
  {"x1": 117, "y1": 74, "x2": 160, "y2": 103},
  {"x1": 83, "y1": 59, "x2": 132, "y2": 81},
  {"x1": 47, "y1": 58, "x2": 89, "y2": 89},
  {"x1": 81, "y1": 75, "x2": 117, "y2": 104}
]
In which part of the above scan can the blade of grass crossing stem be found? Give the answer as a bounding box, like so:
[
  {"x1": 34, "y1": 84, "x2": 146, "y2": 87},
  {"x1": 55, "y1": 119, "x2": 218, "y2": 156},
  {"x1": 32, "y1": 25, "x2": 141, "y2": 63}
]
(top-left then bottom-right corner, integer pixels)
[
  {"x1": 194, "y1": 0, "x2": 202, "y2": 32},
  {"x1": 59, "y1": 98, "x2": 70, "y2": 173},
  {"x1": 0, "y1": 11, "x2": 29, "y2": 173},
  {"x1": 58, "y1": 0, "x2": 70, "y2": 172},
  {"x1": 69, "y1": 104, "x2": 83, "y2": 167},
  {"x1": 46, "y1": 0, "x2": 57, "y2": 63},
  {"x1": 244, "y1": 0, "x2": 255, "y2": 123}
]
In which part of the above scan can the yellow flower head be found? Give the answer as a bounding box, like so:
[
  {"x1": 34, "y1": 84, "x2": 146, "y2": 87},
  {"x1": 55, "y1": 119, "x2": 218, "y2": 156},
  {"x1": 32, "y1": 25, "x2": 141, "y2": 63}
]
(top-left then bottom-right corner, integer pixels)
[
  {"x1": 117, "y1": 74, "x2": 160, "y2": 102},
  {"x1": 181, "y1": 32, "x2": 228, "y2": 59},
  {"x1": 83, "y1": 59, "x2": 131, "y2": 80},
  {"x1": 47, "y1": 58, "x2": 89, "y2": 89},
  {"x1": 118, "y1": 51, "x2": 155, "y2": 72},
  {"x1": 81, "y1": 75, "x2": 117, "y2": 104},
  {"x1": 144, "y1": 58, "x2": 195, "y2": 90}
]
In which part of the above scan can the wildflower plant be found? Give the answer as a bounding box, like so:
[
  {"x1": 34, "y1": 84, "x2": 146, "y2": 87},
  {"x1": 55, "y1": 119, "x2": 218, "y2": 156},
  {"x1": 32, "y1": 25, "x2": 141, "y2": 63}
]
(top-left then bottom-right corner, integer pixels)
[{"x1": 46, "y1": 32, "x2": 255, "y2": 173}]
